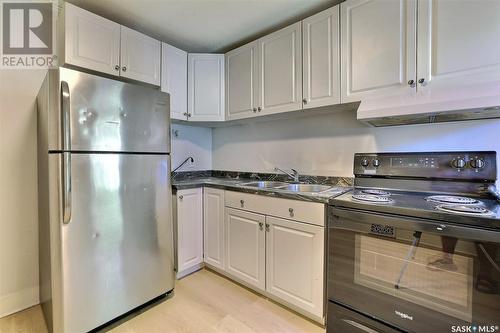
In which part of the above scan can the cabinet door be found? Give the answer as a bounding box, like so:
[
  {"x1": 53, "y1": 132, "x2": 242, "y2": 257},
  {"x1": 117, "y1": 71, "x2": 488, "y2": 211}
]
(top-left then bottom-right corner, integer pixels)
[
  {"x1": 161, "y1": 43, "x2": 188, "y2": 121},
  {"x1": 64, "y1": 2, "x2": 120, "y2": 76},
  {"x1": 225, "y1": 208, "x2": 265, "y2": 291},
  {"x1": 266, "y1": 216, "x2": 324, "y2": 319},
  {"x1": 417, "y1": 0, "x2": 500, "y2": 93},
  {"x1": 203, "y1": 188, "x2": 225, "y2": 270},
  {"x1": 340, "y1": 0, "x2": 416, "y2": 102},
  {"x1": 120, "y1": 26, "x2": 161, "y2": 86},
  {"x1": 177, "y1": 188, "x2": 203, "y2": 275},
  {"x1": 302, "y1": 5, "x2": 340, "y2": 109},
  {"x1": 225, "y1": 41, "x2": 260, "y2": 120},
  {"x1": 188, "y1": 54, "x2": 225, "y2": 121},
  {"x1": 259, "y1": 22, "x2": 302, "y2": 115}
]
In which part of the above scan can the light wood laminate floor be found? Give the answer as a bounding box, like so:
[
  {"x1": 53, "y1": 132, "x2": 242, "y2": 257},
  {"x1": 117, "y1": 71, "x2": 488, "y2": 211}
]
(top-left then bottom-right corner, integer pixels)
[{"x1": 0, "y1": 269, "x2": 325, "y2": 333}]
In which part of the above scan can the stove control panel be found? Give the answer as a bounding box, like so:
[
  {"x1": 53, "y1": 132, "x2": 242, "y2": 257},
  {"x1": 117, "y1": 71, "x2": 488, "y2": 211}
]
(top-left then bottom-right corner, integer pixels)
[{"x1": 354, "y1": 152, "x2": 497, "y2": 181}]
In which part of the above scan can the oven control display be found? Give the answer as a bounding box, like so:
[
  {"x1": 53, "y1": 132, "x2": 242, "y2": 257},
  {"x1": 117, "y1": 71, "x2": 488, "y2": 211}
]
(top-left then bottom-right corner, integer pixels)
[{"x1": 390, "y1": 157, "x2": 437, "y2": 168}]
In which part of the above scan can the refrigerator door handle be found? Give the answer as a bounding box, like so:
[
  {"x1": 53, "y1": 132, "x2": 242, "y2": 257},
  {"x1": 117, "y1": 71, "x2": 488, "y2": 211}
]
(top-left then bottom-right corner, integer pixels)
[
  {"x1": 61, "y1": 81, "x2": 71, "y2": 150},
  {"x1": 62, "y1": 152, "x2": 72, "y2": 224}
]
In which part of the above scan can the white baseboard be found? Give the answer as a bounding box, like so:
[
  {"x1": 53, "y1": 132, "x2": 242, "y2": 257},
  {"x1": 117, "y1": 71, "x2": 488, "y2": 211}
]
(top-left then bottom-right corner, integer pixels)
[
  {"x1": 176, "y1": 263, "x2": 204, "y2": 279},
  {"x1": 0, "y1": 286, "x2": 39, "y2": 318}
]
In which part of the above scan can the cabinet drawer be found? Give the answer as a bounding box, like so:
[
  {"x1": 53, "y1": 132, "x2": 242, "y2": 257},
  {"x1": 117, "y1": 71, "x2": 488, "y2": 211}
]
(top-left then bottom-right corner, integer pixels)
[{"x1": 225, "y1": 191, "x2": 324, "y2": 226}]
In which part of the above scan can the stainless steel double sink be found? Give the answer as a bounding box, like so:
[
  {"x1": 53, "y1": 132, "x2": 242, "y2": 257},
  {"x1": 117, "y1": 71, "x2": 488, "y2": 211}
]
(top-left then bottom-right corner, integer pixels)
[{"x1": 240, "y1": 181, "x2": 333, "y2": 193}]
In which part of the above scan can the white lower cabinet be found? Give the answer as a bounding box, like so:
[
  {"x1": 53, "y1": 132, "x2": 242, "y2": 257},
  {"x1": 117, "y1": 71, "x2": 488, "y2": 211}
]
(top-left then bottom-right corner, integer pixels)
[
  {"x1": 203, "y1": 188, "x2": 225, "y2": 270},
  {"x1": 176, "y1": 188, "x2": 203, "y2": 278},
  {"x1": 224, "y1": 208, "x2": 266, "y2": 291},
  {"x1": 265, "y1": 216, "x2": 324, "y2": 320}
]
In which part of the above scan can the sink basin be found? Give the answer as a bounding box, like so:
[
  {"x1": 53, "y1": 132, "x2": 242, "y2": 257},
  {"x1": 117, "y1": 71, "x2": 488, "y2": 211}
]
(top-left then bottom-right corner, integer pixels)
[
  {"x1": 240, "y1": 181, "x2": 289, "y2": 189},
  {"x1": 277, "y1": 184, "x2": 332, "y2": 193}
]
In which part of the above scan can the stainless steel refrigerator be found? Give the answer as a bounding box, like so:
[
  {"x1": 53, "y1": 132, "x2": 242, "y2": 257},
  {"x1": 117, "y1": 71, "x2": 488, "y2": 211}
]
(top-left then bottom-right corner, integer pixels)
[{"x1": 36, "y1": 67, "x2": 175, "y2": 333}]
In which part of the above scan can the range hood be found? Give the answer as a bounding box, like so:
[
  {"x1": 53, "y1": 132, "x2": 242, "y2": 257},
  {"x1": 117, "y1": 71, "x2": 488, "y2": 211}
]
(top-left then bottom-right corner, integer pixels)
[{"x1": 357, "y1": 82, "x2": 500, "y2": 127}]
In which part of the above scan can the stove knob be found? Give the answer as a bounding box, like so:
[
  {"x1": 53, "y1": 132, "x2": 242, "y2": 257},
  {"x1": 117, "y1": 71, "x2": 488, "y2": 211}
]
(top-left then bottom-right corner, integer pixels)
[
  {"x1": 361, "y1": 158, "x2": 370, "y2": 167},
  {"x1": 451, "y1": 158, "x2": 466, "y2": 169},
  {"x1": 372, "y1": 159, "x2": 381, "y2": 167},
  {"x1": 469, "y1": 158, "x2": 485, "y2": 169}
]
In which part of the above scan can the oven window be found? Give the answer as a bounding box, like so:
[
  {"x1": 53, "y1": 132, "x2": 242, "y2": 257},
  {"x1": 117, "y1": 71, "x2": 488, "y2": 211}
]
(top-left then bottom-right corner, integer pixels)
[{"x1": 354, "y1": 233, "x2": 474, "y2": 322}]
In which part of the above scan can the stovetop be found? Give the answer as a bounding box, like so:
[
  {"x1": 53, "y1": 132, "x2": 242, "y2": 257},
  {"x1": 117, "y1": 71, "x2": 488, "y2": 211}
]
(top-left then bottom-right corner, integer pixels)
[{"x1": 330, "y1": 188, "x2": 500, "y2": 230}]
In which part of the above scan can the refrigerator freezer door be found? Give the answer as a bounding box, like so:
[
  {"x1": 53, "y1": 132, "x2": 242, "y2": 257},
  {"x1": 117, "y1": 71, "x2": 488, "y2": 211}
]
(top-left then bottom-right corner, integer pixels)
[
  {"x1": 60, "y1": 153, "x2": 174, "y2": 333},
  {"x1": 58, "y1": 67, "x2": 170, "y2": 153}
]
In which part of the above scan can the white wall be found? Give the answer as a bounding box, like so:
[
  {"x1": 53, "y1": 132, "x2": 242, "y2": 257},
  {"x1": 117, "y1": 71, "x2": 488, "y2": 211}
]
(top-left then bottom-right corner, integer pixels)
[
  {"x1": 212, "y1": 110, "x2": 500, "y2": 180},
  {"x1": 171, "y1": 123, "x2": 212, "y2": 171},
  {"x1": 0, "y1": 69, "x2": 46, "y2": 317}
]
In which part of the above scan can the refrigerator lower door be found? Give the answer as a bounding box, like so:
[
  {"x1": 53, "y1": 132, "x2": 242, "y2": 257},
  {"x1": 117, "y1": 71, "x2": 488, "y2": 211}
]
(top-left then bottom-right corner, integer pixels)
[{"x1": 60, "y1": 153, "x2": 174, "y2": 332}]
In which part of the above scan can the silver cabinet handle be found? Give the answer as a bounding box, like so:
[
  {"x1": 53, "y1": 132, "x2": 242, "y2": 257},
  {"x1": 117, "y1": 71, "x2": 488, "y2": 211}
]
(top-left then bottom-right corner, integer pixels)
[
  {"x1": 288, "y1": 208, "x2": 294, "y2": 217},
  {"x1": 122, "y1": 66, "x2": 127, "y2": 72},
  {"x1": 302, "y1": 98, "x2": 307, "y2": 104},
  {"x1": 418, "y1": 78, "x2": 426, "y2": 86},
  {"x1": 265, "y1": 223, "x2": 270, "y2": 232},
  {"x1": 240, "y1": 199, "x2": 244, "y2": 207},
  {"x1": 253, "y1": 107, "x2": 257, "y2": 112},
  {"x1": 257, "y1": 107, "x2": 262, "y2": 112},
  {"x1": 62, "y1": 152, "x2": 72, "y2": 224},
  {"x1": 407, "y1": 79, "x2": 415, "y2": 87},
  {"x1": 187, "y1": 113, "x2": 192, "y2": 118},
  {"x1": 179, "y1": 195, "x2": 183, "y2": 200},
  {"x1": 259, "y1": 222, "x2": 263, "y2": 231},
  {"x1": 114, "y1": 65, "x2": 120, "y2": 71}
]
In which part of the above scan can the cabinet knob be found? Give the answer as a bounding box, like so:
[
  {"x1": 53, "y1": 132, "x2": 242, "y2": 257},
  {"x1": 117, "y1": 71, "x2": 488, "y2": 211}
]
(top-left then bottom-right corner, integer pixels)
[
  {"x1": 114, "y1": 65, "x2": 120, "y2": 71},
  {"x1": 259, "y1": 222, "x2": 263, "y2": 231},
  {"x1": 187, "y1": 113, "x2": 192, "y2": 118},
  {"x1": 240, "y1": 199, "x2": 244, "y2": 207},
  {"x1": 257, "y1": 107, "x2": 262, "y2": 112},
  {"x1": 302, "y1": 98, "x2": 307, "y2": 104},
  {"x1": 418, "y1": 78, "x2": 426, "y2": 85},
  {"x1": 178, "y1": 195, "x2": 183, "y2": 200},
  {"x1": 253, "y1": 107, "x2": 257, "y2": 112},
  {"x1": 407, "y1": 79, "x2": 415, "y2": 87},
  {"x1": 288, "y1": 208, "x2": 294, "y2": 217},
  {"x1": 265, "y1": 223, "x2": 270, "y2": 232},
  {"x1": 122, "y1": 66, "x2": 127, "y2": 72}
]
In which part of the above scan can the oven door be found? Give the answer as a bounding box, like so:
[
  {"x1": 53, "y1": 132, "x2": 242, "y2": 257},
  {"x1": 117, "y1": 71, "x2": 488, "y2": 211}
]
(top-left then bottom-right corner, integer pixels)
[{"x1": 328, "y1": 207, "x2": 500, "y2": 333}]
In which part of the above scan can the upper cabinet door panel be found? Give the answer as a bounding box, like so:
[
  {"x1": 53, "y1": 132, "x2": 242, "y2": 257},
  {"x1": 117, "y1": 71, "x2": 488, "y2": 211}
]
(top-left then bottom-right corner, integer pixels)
[
  {"x1": 417, "y1": 0, "x2": 500, "y2": 92},
  {"x1": 188, "y1": 54, "x2": 225, "y2": 121},
  {"x1": 259, "y1": 22, "x2": 302, "y2": 115},
  {"x1": 161, "y1": 43, "x2": 188, "y2": 120},
  {"x1": 302, "y1": 5, "x2": 340, "y2": 109},
  {"x1": 64, "y1": 3, "x2": 120, "y2": 76},
  {"x1": 341, "y1": 0, "x2": 416, "y2": 102},
  {"x1": 225, "y1": 41, "x2": 260, "y2": 120},
  {"x1": 120, "y1": 26, "x2": 161, "y2": 86}
]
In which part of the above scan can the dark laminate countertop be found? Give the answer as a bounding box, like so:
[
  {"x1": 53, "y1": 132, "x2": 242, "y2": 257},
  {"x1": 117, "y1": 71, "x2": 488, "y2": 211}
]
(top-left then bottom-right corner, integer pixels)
[{"x1": 172, "y1": 176, "x2": 352, "y2": 204}]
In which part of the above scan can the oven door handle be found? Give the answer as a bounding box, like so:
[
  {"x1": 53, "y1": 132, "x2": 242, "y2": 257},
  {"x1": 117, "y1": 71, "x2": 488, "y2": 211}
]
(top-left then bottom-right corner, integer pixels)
[{"x1": 330, "y1": 207, "x2": 499, "y2": 243}]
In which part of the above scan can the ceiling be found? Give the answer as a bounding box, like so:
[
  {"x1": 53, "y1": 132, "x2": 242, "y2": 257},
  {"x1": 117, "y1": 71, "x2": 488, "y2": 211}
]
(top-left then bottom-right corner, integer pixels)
[{"x1": 67, "y1": 0, "x2": 341, "y2": 53}]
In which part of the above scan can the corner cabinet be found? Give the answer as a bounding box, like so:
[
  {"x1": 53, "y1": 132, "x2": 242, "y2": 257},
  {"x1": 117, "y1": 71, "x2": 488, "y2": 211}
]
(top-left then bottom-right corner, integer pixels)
[
  {"x1": 62, "y1": 2, "x2": 161, "y2": 86},
  {"x1": 188, "y1": 54, "x2": 225, "y2": 121},
  {"x1": 259, "y1": 22, "x2": 303, "y2": 115},
  {"x1": 302, "y1": 5, "x2": 340, "y2": 109},
  {"x1": 161, "y1": 43, "x2": 188, "y2": 120},
  {"x1": 340, "y1": 0, "x2": 416, "y2": 102},
  {"x1": 176, "y1": 188, "x2": 203, "y2": 278},
  {"x1": 203, "y1": 188, "x2": 225, "y2": 270}
]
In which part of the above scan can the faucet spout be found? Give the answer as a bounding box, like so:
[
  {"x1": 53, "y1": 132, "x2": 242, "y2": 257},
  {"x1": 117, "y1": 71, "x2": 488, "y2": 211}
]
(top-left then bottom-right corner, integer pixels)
[
  {"x1": 173, "y1": 156, "x2": 194, "y2": 173},
  {"x1": 274, "y1": 167, "x2": 299, "y2": 183}
]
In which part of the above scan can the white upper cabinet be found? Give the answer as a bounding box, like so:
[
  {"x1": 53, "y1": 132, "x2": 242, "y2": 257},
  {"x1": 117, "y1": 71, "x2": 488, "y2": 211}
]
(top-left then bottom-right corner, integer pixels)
[
  {"x1": 340, "y1": 0, "x2": 417, "y2": 102},
  {"x1": 259, "y1": 22, "x2": 303, "y2": 115},
  {"x1": 203, "y1": 188, "x2": 225, "y2": 271},
  {"x1": 225, "y1": 208, "x2": 266, "y2": 291},
  {"x1": 64, "y1": 2, "x2": 120, "y2": 76},
  {"x1": 188, "y1": 54, "x2": 225, "y2": 121},
  {"x1": 161, "y1": 43, "x2": 188, "y2": 120},
  {"x1": 417, "y1": 0, "x2": 500, "y2": 94},
  {"x1": 120, "y1": 26, "x2": 161, "y2": 86},
  {"x1": 302, "y1": 5, "x2": 340, "y2": 109},
  {"x1": 225, "y1": 41, "x2": 260, "y2": 120},
  {"x1": 265, "y1": 216, "x2": 324, "y2": 320}
]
